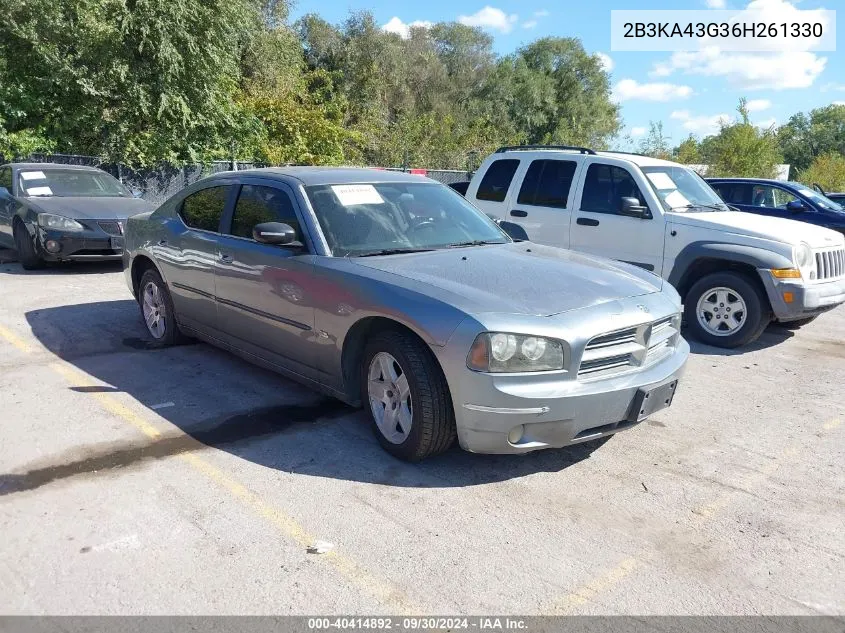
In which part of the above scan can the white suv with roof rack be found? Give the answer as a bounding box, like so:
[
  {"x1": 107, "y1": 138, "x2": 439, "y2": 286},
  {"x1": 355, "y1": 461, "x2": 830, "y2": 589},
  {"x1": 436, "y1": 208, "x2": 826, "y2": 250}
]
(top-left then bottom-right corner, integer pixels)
[{"x1": 463, "y1": 145, "x2": 845, "y2": 348}]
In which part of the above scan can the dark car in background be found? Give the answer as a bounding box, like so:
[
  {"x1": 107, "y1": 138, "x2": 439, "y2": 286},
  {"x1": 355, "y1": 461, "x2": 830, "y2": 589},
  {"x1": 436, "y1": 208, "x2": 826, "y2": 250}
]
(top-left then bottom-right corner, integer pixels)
[
  {"x1": 813, "y1": 184, "x2": 845, "y2": 206},
  {"x1": 707, "y1": 177, "x2": 845, "y2": 236},
  {"x1": 0, "y1": 163, "x2": 153, "y2": 269}
]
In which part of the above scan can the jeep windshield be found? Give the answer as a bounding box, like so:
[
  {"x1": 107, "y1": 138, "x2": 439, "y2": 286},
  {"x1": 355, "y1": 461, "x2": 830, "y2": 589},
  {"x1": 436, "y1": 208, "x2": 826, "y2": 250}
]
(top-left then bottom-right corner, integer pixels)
[
  {"x1": 642, "y1": 166, "x2": 729, "y2": 213},
  {"x1": 304, "y1": 182, "x2": 510, "y2": 257}
]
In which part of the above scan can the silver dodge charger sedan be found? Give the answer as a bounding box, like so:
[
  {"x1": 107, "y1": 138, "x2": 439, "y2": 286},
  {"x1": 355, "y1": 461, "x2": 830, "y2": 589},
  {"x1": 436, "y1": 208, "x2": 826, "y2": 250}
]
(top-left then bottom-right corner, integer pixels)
[{"x1": 123, "y1": 168, "x2": 689, "y2": 461}]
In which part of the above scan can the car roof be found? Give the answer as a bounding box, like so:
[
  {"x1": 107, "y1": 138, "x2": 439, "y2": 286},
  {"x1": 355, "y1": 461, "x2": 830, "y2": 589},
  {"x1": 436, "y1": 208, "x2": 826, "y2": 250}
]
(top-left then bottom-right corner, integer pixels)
[
  {"x1": 214, "y1": 167, "x2": 432, "y2": 186},
  {"x1": 492, "y1": 149, "x2": 685, "y2": 168},
  {"x1": 3, "y1": 162, "x2": 108, "y2": 173},
  {"x1": 595, "y1": 152, "x2": 681, "y2": 168}
]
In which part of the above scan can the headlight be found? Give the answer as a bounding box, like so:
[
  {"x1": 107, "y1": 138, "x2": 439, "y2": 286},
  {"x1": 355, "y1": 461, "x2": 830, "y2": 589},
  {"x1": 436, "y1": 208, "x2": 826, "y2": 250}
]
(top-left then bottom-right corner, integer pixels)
[
  {"x1": 467, "y1": 332, "x2": 565, "y2": 373},
  {"x1": 794, "y1": 242, "x2": 815, "y2": 279},
  {"x1": 37, "y1": 213, "x2": 85, "y2": 231}
]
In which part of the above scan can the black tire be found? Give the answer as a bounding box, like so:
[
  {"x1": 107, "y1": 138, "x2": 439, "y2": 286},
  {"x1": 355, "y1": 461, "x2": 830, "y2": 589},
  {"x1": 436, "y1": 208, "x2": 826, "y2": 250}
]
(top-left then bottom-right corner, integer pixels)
[
  {"x1": 684, "y1": 271, "x2": 770, "y2": 349},
  {"x1": 361, "y1": 329, "x2": 456, "y2": 461},
  {"x1": 138, "y1": 268, "x2": 187, "y2": 348},
  {"x1": 774, "y1": 316, "x2": 817, "y2": 330},
  {"x1": 13, "y1": 221, "x2": 44, "y2": 270}
]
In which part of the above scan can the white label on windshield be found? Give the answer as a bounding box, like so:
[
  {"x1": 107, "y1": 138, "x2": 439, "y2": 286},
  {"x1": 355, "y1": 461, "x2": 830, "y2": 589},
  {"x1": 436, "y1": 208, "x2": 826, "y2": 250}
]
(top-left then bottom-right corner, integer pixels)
[
  {"x1": 20, "y1": 171, "x2": 46, "y2": 181},
  {"x1": 331, "y1": 184, "x2": 384, "y2": 206},
  {"x1": 646, "y1": 172, "x2": 677, "y2": 190},
  {"x1": 664, "y1": 190, "x2": 690, "y2": 208},
  {"x1": 26, "y1": 186, "x2": 53, "y2": 196}
]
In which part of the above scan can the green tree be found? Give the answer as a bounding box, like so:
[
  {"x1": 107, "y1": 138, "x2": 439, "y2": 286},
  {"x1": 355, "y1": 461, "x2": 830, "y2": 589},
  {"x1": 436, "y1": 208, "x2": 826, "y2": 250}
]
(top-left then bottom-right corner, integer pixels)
[
  {"x1": 799, "y1": 152, "x2": 845, "y2": 192},
  {"x1": 777, "y1": 104, "x2": 845, "y2": 176},
  {"x1": 637, "y1": 122, "x2": 672, "y2": 159},
  {"x1": 675, "y1": 135, "x2": 702, "y2": 164},
  {"x1": 701, "y1": 99, "x2": 781, "y2": 178}
]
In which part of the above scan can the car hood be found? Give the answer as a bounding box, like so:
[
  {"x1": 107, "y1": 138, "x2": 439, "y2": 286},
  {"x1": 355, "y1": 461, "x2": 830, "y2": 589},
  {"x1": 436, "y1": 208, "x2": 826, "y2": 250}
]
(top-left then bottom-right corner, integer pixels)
[
  {"x1": 669, "y1": 211, "x2": 845, "y2": 249},
  {"x1": 23, "y1": 196, "x2": 154, "y2": 220},
  {"x1": 350, "y1": 243, "x2": 663, "y2": 317}
]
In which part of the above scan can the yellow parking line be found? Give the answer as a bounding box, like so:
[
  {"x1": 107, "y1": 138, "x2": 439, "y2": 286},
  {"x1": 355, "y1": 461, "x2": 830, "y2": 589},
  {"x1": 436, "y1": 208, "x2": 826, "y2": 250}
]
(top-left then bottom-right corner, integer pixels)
[
  {"x1": 823, "y1": 419, "x2": 841, "y2": 431},
  {"x1": 0, "y1": 324, "x2": 33, "y2": 353},
  {"x1": 552, "y1": 557, "x2": 642, "y2": 614}
]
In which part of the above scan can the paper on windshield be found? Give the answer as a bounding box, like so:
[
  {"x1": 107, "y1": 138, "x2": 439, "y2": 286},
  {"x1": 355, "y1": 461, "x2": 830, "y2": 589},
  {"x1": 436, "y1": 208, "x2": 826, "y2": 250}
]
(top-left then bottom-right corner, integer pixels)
[
  {"x1": 26, "y1": 186, "x2": 53, "y2": 196},
  {"x1": 645, "y1": 172, "x2": 677, "y2": 190},
  {"x1": 331, "y1": 184, "x2": 384, "y2": 206},
  {"x1": 20, "y1": 171, "x2": 46, "y2": 181},
  {"x1": 664, "y1": 190, "x2": 690, "y2": 208}
]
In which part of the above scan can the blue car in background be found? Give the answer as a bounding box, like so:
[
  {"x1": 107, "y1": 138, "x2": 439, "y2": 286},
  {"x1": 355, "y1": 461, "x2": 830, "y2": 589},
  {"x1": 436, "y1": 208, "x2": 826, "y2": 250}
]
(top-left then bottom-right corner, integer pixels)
[{"x1": 706, "y1": 178, "x2": 845, "y2": 236}]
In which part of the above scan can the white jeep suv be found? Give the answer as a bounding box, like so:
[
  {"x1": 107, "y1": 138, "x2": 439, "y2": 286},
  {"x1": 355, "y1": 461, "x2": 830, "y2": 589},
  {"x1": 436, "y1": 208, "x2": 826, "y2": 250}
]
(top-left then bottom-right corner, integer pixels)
[{"x1": 465, "y1": 145, "x2": 845, "y2": 348}]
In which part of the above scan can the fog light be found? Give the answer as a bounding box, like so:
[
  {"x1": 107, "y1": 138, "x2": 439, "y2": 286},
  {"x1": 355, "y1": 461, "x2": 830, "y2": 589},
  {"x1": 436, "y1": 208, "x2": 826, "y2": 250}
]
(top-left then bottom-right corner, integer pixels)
[
  {"x1": 507, "y1": 425, "x2": 524, "y2": 444},
  {"x1": 45, "y1": 240, "x2": 61, "y2": 254},
  {"x1": 783, "y1": 291, "x2": 794, "y2": 304}
]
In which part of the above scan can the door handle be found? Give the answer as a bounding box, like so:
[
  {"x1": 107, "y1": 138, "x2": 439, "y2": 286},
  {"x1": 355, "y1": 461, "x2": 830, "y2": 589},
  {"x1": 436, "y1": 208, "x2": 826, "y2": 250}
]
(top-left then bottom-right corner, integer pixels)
[
  {"x1": 510, "y1": 209, "x2": 528, "y2": 218},
  {"x1": 576, "y1": 217, "x2": 600, "y2": 226},
  {"x1": 218, "y1": 253, "x2": 233, "y2": 264}
]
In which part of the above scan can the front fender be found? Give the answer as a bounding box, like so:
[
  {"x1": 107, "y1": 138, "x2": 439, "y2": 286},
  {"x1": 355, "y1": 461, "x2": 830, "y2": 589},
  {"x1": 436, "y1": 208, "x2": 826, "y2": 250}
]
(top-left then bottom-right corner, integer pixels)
[{"x1": 668, "y1": 241, "x2": 794, "y2": 289}]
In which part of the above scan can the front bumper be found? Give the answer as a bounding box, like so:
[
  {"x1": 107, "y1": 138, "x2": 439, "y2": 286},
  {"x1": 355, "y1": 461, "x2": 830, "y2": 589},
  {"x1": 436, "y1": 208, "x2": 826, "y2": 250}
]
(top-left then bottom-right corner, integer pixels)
[
  {"x1": 36, "y1": 225, "x2": 124, "y2": 261},
  {"x1": 759, "y1": 270, "x2": 845, "y2": 322}
]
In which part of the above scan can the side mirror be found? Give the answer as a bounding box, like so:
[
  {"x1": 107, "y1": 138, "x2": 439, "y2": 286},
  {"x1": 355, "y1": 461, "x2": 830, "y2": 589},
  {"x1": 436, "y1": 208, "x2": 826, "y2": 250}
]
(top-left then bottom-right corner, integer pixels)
[
  {"x1": 498, "y1": 220, "x2": 529, "y2": 242},
  {"x1": 0, "y1": 186, "x2": 10, "y2": 197},
  {"x1": 253, "y1": 222, "x2": 297, "y2": 245},
  {"x1": 786, "y1": 200, "x2": 806, "y2": 213},
  {"x1": 619, "y1": 197, "x2": 651, "y2": 219}
]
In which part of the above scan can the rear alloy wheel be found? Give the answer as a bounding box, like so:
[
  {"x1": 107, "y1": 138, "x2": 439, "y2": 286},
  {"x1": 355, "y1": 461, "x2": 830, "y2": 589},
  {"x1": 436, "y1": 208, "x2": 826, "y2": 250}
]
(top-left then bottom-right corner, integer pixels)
[
  {"x1": 361, "y1": 330, "x2": 455, "y2": 461},
  {"x1": 684, "y1": 272, "x2": 769, "y2": 348},
  {"x1": 13, "y1": 221, "x2": 44, "y2": 270},
  {"x1": 138, "y1": 268, "x2": 187, "y2": 348}
]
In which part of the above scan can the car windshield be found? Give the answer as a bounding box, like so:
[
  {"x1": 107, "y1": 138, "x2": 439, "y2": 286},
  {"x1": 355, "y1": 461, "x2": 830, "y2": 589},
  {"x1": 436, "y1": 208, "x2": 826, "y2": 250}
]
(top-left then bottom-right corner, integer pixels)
[
  {"x1": 18, "y1": 169, "x2": 129, "y2": 198},
  {"x1": 792, "y1": 184, "x2": 844, "y2": 212},
  {"x1": 641, "y1": 166, "x2": 729, "y2": 213},
  {"x1": 304, "y1": 182, "x2": 510, "y2": 257}
]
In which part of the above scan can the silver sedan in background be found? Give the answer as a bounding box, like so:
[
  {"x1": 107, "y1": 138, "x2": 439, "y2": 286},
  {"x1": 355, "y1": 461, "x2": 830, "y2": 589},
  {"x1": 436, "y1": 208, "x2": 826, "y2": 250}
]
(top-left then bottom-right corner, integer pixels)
[{"x1": 123, "y1": 168, "x2": 689, "y2": 461}]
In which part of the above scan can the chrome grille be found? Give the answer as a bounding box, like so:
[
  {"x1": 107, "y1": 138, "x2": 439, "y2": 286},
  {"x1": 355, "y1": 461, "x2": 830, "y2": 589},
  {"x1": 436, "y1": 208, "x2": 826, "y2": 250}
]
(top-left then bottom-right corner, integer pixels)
[
  {"x1": 814, "y1": 248, "x2": 844, "y2": 280},
  {"x1": 578, "y1": 316, "x2": 680, "y2": 378},
  {"x1": 97, "y1": 220, "x2": 124, "y2": 236}
]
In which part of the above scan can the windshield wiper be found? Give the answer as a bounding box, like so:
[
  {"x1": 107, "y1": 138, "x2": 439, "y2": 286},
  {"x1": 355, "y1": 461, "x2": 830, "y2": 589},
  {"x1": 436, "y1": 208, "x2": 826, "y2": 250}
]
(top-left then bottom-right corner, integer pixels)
[
  {"x1": 446, "y1": 240, "x2": 504, "y2": 248},
  {"x1": 354, "y1": 247, "x2": 435, "y2": 257},
  {"x1": 673, "y1": 203, "x2": 727, "y2": 213}
]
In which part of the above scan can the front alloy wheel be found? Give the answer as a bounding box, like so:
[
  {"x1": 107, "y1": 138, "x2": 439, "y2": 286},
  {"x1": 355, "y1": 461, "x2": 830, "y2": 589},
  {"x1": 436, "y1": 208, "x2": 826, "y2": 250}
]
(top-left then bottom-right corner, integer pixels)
[
  {"x1": 684, "y1": 271, "x2": 770, "y2": 349},
  {"x1": 368, "y1": 352, "x2": 413, "y2": 444}
]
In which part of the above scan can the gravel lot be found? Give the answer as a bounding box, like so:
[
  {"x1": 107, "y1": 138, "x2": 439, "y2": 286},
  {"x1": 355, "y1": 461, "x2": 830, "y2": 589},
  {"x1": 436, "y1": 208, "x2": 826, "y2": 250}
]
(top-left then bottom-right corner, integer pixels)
[{"x1": 0, "y1": 252, "x2": 843, "y2": 616}]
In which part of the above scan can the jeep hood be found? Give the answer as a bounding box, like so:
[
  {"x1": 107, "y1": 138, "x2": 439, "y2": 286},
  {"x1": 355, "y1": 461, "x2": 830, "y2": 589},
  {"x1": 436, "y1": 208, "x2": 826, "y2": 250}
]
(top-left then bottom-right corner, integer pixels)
[
  {"x1": 350, "y1": 242, "x2": 663, "y2": 317},
  {"x1": 669, "y1": 211, "x2": 845, "y2": 249}
]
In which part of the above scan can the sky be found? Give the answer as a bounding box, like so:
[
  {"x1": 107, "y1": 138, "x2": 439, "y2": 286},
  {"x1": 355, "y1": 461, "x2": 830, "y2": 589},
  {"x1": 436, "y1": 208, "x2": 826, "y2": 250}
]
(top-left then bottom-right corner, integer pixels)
[{"x1": 288, "y1": 0, "x2": 844, "y2": 149}]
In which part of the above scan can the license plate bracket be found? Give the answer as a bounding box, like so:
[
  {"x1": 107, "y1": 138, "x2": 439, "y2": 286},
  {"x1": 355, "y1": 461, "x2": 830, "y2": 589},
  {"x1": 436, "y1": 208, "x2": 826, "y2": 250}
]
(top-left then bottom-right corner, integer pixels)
[
  {"x1": 627, "y1": 378, "x2": 679, "y2": 422},
  {"x1": 111, "y1": 236, "x2": 124, "y2": 251}
]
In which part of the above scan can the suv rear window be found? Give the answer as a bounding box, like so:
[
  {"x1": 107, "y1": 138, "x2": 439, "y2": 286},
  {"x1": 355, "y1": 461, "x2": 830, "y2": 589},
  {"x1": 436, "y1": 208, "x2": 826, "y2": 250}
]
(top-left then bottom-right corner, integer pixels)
[
  {"x1": 476, "y1": 159, "x2": 519, "y2": 202},
  {"x1": 517, "y1": 159, "x2": 577, "y2": 209}
]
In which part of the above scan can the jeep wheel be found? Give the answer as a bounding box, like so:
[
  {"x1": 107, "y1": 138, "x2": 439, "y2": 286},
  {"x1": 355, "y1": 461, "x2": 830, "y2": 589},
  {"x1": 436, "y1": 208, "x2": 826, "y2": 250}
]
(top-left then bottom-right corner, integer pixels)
[
  {"x1": 361, "y1": 329, "x2": 456, "y2": 461},
  {"x1": 684, "y1": 272, "x2": 770, "y2": 348}
]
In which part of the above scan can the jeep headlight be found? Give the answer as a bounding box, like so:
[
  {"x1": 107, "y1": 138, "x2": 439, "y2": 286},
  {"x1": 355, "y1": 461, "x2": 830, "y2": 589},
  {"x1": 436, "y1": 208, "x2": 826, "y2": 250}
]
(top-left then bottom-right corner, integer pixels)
[
  {"x1": 794, "y1": 242, "x2": 815, "y2": 279},
  {"x1": 37, "y1": 213, "x2": 85, "y2": 232},
  {"x1": 467, "y1": 333, "x2": 566, "y2": 373}
]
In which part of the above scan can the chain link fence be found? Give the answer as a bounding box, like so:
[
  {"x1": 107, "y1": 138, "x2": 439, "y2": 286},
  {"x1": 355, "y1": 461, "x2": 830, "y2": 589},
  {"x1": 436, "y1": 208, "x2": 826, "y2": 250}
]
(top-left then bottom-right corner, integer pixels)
[{"x1": 1, "y1": 153, "x2": 472, "y2": 204}]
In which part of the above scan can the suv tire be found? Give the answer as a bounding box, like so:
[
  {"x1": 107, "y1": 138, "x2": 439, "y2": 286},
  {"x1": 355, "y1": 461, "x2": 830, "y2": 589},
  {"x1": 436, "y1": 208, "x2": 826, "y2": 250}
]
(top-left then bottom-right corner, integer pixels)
[
  {"x1": 361, "y1": 329, "x2": 456, "y2": 461},
  {"x1": 684, "y1": 271, "x2": 770, "y2": 348}
]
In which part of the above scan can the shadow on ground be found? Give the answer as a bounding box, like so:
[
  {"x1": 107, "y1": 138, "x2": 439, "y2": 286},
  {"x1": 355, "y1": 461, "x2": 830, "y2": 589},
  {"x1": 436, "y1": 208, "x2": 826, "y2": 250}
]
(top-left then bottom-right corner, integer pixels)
[
  {"x1": 11, "y1": 299, "x2": 607, "y2": 492},
  {"x1": 687, "y1": 325, "x2": 795, "y2": 356}
]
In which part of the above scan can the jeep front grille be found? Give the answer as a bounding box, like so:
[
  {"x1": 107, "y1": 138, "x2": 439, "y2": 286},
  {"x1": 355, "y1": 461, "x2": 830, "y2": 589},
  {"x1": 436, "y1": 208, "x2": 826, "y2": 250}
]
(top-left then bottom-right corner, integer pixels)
[
  {"x1": 578, "y1": 316, "x2": 680, "y2": 378},
  {"x1": 814, "y1": 248, "x2": 845, "y2": 280}
]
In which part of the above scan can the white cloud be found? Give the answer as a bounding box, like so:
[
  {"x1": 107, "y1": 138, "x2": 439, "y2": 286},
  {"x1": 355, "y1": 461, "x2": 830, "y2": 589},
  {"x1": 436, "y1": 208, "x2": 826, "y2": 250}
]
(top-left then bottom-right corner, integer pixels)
[
  {"x1": 630, "y1": 126, "x2": 648, "y2": 138},
  {"x1": 382, "y1": 17, "x2": 434, "y2": 39},
  {"x1": 613, "y1": 79, "x2": 693, "y2": 102},
  {"x1": 834, "y1": 101, "x2": 845, "y2": 106},
  {"x1": 651, "y1": 48, "x2": 826, "y2": 90},
  {"x1": 522, "y1": 20, "x2": 538, "y2": 29},
  {"x1": 671, "y1": 110, "x2": 733, "y2": 135},
  {"x1": 596, "y1": 53, "x2": 614, "y2": 72},
  {"x1": 458, "y1": 6, "x2": 518, "y2": 33},
  {"x1": 755, "y1": 117, "x2": 777, "y2": 129},
  {"x1": 745, "y1": 99, "x2": 772, "y2": 112},
  {"x1": 705, "y1": 0, "x2": 727, "y2": 7}
]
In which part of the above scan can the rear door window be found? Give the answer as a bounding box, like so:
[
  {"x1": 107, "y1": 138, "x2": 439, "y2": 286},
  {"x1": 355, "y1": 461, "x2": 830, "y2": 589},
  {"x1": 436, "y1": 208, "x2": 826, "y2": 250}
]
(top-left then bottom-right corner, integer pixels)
[
  {"x1": 179, "y1": 186, "x2": 231, "y2": 232},
  {"x1": 517, "y1": 159, "x2": 577, "y2": 209},
  {"x1": 0, "y1": 168, "x2": 12, "y2": 192},
  {"x1": 714, "y1": 183, "x2": 752, "y2": 205},
  {"x1": 476, "y1": 159, "x2": 519, "y2": 202}
]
